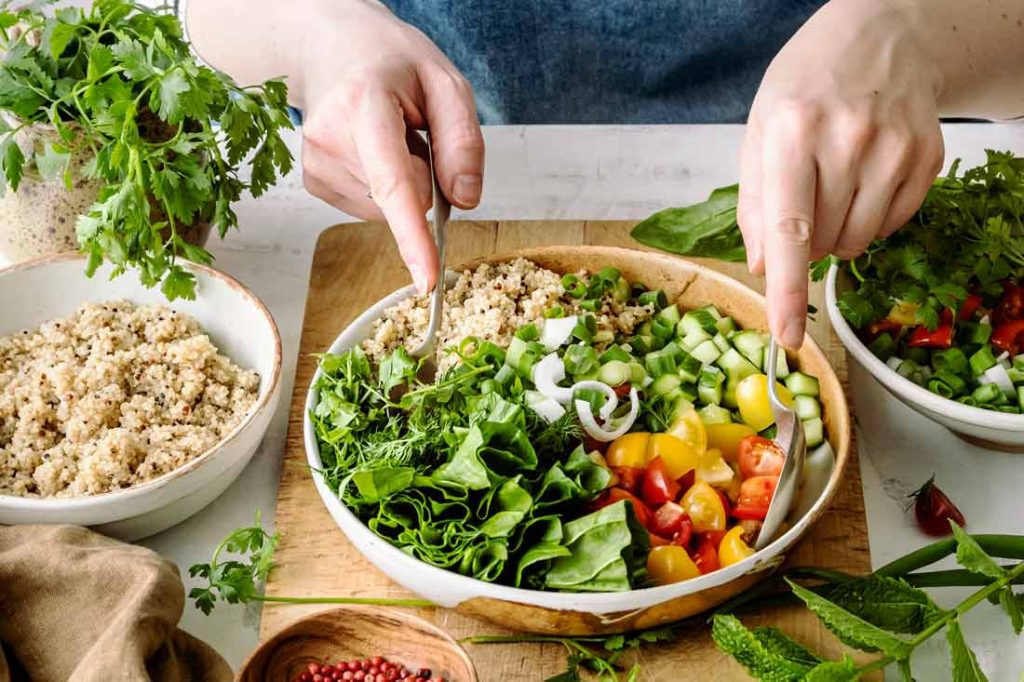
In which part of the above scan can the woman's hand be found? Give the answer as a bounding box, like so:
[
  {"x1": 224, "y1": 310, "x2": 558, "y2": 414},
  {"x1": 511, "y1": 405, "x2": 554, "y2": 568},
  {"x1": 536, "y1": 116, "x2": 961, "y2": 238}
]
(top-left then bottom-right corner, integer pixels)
[
  {"x1": 740, "y1": 0, "x2": 945, "y2": 348},
  {"x1": 297, "y1": 2, "x2": 483, "y2": 294}
]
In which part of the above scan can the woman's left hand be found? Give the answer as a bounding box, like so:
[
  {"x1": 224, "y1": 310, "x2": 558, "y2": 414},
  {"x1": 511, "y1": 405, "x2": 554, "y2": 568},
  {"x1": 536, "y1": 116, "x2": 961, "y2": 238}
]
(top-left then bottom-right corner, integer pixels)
[{"x1": 740, "y1": 0, "x2": 945, "y2": 349}]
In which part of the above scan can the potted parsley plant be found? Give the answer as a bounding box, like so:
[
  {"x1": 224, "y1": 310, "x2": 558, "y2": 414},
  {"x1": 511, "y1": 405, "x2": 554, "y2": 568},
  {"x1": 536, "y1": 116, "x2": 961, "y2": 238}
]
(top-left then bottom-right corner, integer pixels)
[{"x1": 0, "y1": 0, "x2": 293, "y2": 299}]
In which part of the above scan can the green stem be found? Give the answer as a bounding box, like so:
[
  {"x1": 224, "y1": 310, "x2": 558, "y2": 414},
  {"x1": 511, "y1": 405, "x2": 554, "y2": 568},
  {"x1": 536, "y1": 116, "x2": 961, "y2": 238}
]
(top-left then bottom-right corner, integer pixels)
[
  {"x1": 904, "y1": 566, "x2": 1024, "y2": 588},
  {"x1": 874, "y1": 534, "x2": 1024, "y2": 578},
  {"x1": 256, "y1": 595, "x2": 435, "y2": 608}
]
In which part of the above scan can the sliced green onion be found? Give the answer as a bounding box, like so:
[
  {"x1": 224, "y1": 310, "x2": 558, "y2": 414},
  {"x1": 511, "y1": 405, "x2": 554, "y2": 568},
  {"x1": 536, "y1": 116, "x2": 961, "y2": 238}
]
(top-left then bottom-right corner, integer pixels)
[
  {"x1": 479, "y1": 379, "x2": 501, "y2": 395},
  {"x1": 597, "y1": 266, "x2": 621, "y2": 281},
  {"x1": 494, "y1": 364, "x2": 516, "y2": 386},
  {"x1": 958, "y1": 395, "x2": 978, "y2": 407},
  {"x1": 599, "y1": 345, "x2": 632, "y2": 364},
  {"x1": 592, "y1": 330, "x2": 615, "y2": 344},
  {"x1": 579, "y1": 299, "x2": 600, "y2": 312},
  {"x1": 867, "y1": 333, "x2": 895, "y2": 361},
  {"x1": 932, "y1": 348, "x2": 968, "y2": 376},
  {"x1": 969, "y1": 346, "x2": 997, "y2": 377},
  {"x1": 961, "y1": 322, "x2": 992, "y2": 345},
  {"x1": 515, "y1": 322, "x2": 539, "y2": 342},
  {"x1": 561, "y1": 274, "x2": 586, "y2": 298},
  {"x1": 564, "y1": 344, "x2": 599, "y2": 376},
  {"x1": 612, "y1": 277, "x2": 631, "y2": 303},
  {"x1": 651, "y1": 317, "x2": 675, "y2": 340},
  {"x1": 927, "y1": 379, "x2": 954, "y2": 398},
  {"x1": 571, "y1": 322, "x2": 593, "y2": 343},
  {"x1": 638, "y1": 289, "x2": 668, "y2": 310},
  {"x1": 598, "y1": 360, "x2": 631, "y2": 387},
  {"x1": 972, "y1": 382, "x2": 1001, "y2": 404},
  {"x1": 544, "y1": 305, "x2": 565, "y2": 319},
  {"x1": 934, "y1": 368, "x2": 967, "y2": 394}
]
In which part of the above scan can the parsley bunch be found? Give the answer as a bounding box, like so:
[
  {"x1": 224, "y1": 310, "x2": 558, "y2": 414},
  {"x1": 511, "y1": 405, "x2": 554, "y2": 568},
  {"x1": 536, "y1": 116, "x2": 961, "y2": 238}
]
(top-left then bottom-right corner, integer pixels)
[
  {"x1": 0, "y1": 0, "x2": 294, "y2": 299},
  {"x1": 829, "y1": 151, "x2": 1024, "y2": 330}
]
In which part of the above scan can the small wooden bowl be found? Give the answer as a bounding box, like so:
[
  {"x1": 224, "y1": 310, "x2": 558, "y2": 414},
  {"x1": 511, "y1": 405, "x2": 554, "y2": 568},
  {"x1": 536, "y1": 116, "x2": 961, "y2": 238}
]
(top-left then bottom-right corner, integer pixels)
[{"x1": 237, "y1": 607, "x2": 477, "y2": 681}]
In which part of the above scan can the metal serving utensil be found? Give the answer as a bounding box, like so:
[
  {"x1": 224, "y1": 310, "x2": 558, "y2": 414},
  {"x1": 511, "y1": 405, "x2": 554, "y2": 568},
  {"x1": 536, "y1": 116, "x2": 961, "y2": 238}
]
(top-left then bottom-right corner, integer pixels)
[
  {"x1": 754, "y1": 337, "x2": 807, "y2": 551},
  {"x1": 407, "y1": 130, "x2": 450, "y2": 379}
]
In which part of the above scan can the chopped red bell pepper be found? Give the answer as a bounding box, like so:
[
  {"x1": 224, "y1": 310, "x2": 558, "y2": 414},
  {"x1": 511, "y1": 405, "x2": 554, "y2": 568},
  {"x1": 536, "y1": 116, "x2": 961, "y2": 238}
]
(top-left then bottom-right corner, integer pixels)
[
  {"x1": 907, "y1": 323, "x2": 954, "y2": 348},
  {"x1": 612, "y1": 382, "x2": 632, "y2": 398},
  {"x1": 992, "y1": 281, "x2": 1024, "y2": 326},
  {"x1": 611, "y1": 466, "x2": 643, "y2": 494},
  {"x1": 958, "y1": 294, "x2": 983, "y2": 321},
  {"x1": 992, "y1": 320, "x2": 1024, "y2": 355},
  {"x1": 641, "y1": 457, "x2": 681, "y2": 506}
]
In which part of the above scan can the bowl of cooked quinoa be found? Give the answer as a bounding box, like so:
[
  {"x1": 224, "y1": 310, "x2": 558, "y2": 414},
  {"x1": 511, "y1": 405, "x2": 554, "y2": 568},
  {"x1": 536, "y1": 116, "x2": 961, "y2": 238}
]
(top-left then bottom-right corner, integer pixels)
[{"x1": 0, "y1": 253, "x2": 282, "y2": 540}]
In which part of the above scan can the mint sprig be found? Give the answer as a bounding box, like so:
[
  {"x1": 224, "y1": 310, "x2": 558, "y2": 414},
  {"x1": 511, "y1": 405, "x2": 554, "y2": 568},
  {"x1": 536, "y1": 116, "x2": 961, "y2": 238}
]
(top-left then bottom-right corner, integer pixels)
[{"x1": 0, "y1": 0, "x2": 294, "y2": 300}]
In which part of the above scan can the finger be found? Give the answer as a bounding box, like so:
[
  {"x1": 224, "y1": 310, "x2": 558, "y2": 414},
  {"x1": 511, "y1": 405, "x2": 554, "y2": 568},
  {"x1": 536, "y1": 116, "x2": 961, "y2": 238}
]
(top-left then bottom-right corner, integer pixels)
[
  {"x1": 737, "y1": 124, "x2": 764, "y2": 275},
  {"x1": 302, "y1": 142, "x2": 385, "y2": 220},
  {"x1": 834, "y1": 136, "x2": 912, "y2": 258},
  {"x1": 879, "y1": 130, "x2": 943, "y2": 238},
  {"x1": 809, "y1": 119, "x2": 865, "y2": 259},
  {"x1": 419, "y1": 65, "x2": 485, "y2": 208},
  {"x1": 761, "y1": 121, "x2": 817, "y2": 350},
  {"x1": 354, "y1": 88, "x2": 438, "y2": 294}
]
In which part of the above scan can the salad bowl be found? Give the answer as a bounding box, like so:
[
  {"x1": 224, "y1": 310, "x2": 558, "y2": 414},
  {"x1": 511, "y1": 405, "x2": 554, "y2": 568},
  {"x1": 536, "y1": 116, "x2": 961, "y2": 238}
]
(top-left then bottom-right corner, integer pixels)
[
  {"x1": 826, "y1": 265, "x2": 1024, "y2": 451},
  {"x1": 305, "y1": 246, "x2": 851, "y2": 635}
]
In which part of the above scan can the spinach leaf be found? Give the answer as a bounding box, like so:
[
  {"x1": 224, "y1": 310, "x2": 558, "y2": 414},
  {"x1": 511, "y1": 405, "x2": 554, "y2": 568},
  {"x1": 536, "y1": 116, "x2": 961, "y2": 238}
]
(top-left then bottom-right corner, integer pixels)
[{"x1": 630, "y1": 184, "x2": 746, "y2": 261}]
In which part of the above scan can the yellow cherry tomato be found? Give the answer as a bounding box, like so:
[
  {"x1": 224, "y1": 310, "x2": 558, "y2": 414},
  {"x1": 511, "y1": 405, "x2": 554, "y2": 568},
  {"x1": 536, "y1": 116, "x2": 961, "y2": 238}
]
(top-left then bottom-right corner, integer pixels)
[
  {"x1": 718, "y1": 526, "x2": 756, "y2": 567},
  {"x1": 735, "y1": 374, "x2": 794, "y2": 432},
  {"x1": 646, "y1": 433, "x2": 700, "y2": 480},
  {"x1": 606, "y1": 432, "x2": 650, "y2": 469},
  {"x1": 695, "y1": 448, "x2": 735, "y2": 487},
  {"x1": 646, "y1": 545, "x2": 701, "y2": 586},
  {"x1": 680, "y1": 481, "x2": 726, "y2": 532},
  {"x1": 705, "y1": 422, "x2": 757, "y2": 462},
  {"x1": 666, "y1": 404, "x2": 707, "y2": 458}
]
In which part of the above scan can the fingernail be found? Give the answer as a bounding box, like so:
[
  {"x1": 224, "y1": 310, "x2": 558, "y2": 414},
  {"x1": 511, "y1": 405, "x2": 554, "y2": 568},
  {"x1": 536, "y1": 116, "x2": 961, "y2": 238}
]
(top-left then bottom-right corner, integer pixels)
[
  {"x1": 452, "y1": 174, "x2": 482, "y2": 206},
  {"x1": 746, "y1": 243, "x2": 760, "y2": 274},
  {"x1": 780, "y1": 319, "x2": 803, "y2": 349},
  {"x1": 409, "y1": 263, "x2": 429, "y2": 295}
]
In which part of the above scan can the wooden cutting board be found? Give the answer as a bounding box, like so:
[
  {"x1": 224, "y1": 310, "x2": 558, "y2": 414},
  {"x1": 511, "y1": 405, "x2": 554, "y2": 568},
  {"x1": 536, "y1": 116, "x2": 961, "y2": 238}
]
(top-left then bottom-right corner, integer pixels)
[{"x1": 259, "y1": 220, "x2": 872, "y2": 680}]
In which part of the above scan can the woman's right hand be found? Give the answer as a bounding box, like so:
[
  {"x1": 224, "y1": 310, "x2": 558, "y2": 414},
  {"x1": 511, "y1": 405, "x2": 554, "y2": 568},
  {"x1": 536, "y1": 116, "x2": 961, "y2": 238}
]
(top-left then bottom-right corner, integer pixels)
[{"x1": 299, "y1": 1, "x2": 484, "y2": 294}]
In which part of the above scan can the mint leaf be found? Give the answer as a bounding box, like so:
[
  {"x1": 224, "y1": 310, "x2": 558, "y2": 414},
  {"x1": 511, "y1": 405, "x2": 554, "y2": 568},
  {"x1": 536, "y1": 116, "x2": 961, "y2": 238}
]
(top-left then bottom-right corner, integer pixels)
[
  {"x1": 947, "y1": 618, "x2": 988, "y2": 681},
  {"x1": 787, "y1": 580, "x2": 912, "y2": 658},
  {"x1": 952, "y1": 523, "x2": 1006, "y2": 580},
  {"x1": 1, "y1": 137, "x2": 25, "y2": 191},
  {"x1": 824, "y1": 575, "x2": 942, "y2": 634},
  {"x1": 710, "y1": 615, "x2": 816, "y2": 681},
  {"x1": 997, "y1": 588, "x2": 1023, "y2": 635},
  {"x1": 751, "y1": 627, "x2": 821, "y2": 668},
  {"x1": 803, "y1": 656, "x2": 858, "y2": 682}
]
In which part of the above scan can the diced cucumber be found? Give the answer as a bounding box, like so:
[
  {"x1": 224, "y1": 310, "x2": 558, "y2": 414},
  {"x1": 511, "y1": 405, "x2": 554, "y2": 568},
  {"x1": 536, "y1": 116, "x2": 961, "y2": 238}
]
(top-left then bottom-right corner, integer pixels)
[
  {"x1": 793, "y1": 395, "x2": 821, "y2": 420},
  {"x1": 784, "y1": 371, "x2": 820, "y2": 397},
  {"x1": 762, "y1": 343, "x2": 791, "y2": 379},
  {"x1": 717, "y1": 348, "x2": 761, "y2": 407},
  {"x1": 680, "y1": 308, "x2": 719, "y2": 336},
  {"x1": 657, "y1": 304, "x2": 682, "y2": 326},
  {"x1": 715, "y1": 316, "x2": 737, "y2": 335},
  {"x1": 698, "y1": 403, "x2": 733, "y2": 425},
  {"x1": 712, "y1": 333, "x2": 732, "y2": 353},
  {"x1": 676, "y1": 383, "x2": 699, "y2": 404},
  {"x1": 645, "y1": 348, "x2": 677, "y2": 378},
  {"x1": 697, "y1": 304, "x2": 723, "y2": 320},
  {"x1": 680, "y1": 328, "x2": 712, "y2": 351},
  {"x1": 802, "y1": 417, "x2": 824, "y2": 447},
  {"x1": 651, "y1": 373, "x2": 682, "y2": 397},
  {"x1": 1014, "y1": 354, "x2": 1024, "y2": 372},
  {"x1": 677, "y1": 351, "x2": 703, "y2": 384},
  {"x1": 697, "y1": 365, "x2": 725, "y2": 405},
  {"x1": 628, "y1": 362, "x2": 647, "y2": 385},
  {"x1": 731, "y1": 330, "x2": 766, "y2": 367},
  {"x1": 629, "y1": 335, "x2": 655, "y2": 355},
  {"x1": 690, "y1": 339, "x2": 722, "y2": 365},
  {"x1": 1018, "y1": 385, "x2": 1024, "y2": 410}
]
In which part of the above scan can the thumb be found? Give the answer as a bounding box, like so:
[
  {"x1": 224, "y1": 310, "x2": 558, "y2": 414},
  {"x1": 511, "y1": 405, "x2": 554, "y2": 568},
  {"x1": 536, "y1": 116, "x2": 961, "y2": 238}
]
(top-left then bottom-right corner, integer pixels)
[{"x1": 419, "y1": 64, "x2": 485, "y2": 208}]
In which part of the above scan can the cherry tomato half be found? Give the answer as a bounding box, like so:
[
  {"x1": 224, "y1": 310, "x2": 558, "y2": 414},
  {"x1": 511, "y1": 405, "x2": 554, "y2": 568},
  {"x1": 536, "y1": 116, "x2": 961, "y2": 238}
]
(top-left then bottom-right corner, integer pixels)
[
  {"x1": 651, "y1": 501, "x2": 688, "y2": 538},
  {"x1": 594, "y1": 488, "x2": 653, "y2": 529},
  {"x1": 691, "y1": 536, "x2": 720, "y2": 574},
  {"x1": 647, "y1": 545, "x2": 701, "y2": 586},
  {"x1": 680, "y1": 481, "x2": 726, "y2": 533},
  {"x1": 718, "y1": 526, "x2": 756, "y2": 567},
  {"x1": 738, "y1": 436, "x2": 786, "y2": 479},
  {"x1": 733, "y1": 476, "x2": 779, "y2": 520},
  {"x1": 641, "y1": 456, "x2": 681, "y2": 506}
]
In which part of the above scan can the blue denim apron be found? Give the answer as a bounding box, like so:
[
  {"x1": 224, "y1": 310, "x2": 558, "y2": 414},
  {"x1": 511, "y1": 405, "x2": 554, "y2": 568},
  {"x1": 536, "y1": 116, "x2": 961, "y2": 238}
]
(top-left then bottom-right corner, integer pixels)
[{"x1": 386, "y1": 1, "x2": 826, "y2": 124}]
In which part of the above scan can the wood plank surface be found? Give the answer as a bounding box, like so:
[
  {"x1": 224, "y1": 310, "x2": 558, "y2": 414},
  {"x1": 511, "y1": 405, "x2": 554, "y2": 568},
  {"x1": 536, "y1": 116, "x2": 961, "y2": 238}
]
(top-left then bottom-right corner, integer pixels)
[{"x1": 259, "y1": 220, "x2": 872, "y2": 680}]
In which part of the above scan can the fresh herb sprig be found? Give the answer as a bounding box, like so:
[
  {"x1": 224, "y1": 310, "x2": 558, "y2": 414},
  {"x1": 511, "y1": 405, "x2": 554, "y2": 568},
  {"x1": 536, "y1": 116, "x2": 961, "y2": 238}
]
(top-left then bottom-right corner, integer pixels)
[
  {"x1": 187, "y1": 511, "x2": 433, "y2": 615},
  {"x1": 0, "y1": 0, "x2": 294, "y2": 299}
]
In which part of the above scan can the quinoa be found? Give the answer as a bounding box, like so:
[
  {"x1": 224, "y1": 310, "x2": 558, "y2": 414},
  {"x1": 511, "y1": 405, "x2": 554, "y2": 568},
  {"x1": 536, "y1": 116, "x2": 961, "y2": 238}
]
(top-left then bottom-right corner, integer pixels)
[
  {"x1": 362, "y1": 258, "x2": 654, "y2": 369},
  {"x1": 0, "y1": 301, "x2": 260, "y2": 498}
]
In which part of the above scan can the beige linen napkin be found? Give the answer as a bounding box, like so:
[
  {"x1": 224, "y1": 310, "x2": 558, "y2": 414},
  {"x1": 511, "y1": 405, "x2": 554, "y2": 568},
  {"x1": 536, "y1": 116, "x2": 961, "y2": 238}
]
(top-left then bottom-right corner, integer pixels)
[{"x1": 0, "y1": 524, "x2": 232, "y2": 682}]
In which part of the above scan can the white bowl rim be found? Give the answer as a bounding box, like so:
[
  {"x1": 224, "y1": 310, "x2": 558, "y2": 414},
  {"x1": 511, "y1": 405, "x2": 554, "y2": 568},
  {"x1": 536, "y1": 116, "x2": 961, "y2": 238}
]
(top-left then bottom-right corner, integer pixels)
[
  {"x1": 304, "y1": 254, "x2": 848, "y2": 611},
  {"x1": 825, "y1": 264, "x2": 1024, "y2": 432},
  {"x1": 0, "y1": 252, "x2": 284, "y2": 508}
]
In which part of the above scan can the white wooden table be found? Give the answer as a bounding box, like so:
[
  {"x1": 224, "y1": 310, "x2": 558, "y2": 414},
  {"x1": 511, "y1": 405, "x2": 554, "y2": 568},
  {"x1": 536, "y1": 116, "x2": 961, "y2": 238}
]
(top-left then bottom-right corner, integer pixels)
[{"x1": 128, "y1": 124, "x2": 1024, "y2": 678}]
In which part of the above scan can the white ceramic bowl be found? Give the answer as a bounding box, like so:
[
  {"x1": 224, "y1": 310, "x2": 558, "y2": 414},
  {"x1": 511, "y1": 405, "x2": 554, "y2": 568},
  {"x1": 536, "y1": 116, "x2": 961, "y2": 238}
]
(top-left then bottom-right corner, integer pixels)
[
  {"x1": 305, "y1": 247, "x2": 851, "y2": 635},
  {"x1": 0, "y1": 254, "x2": 282, "y2": 540},
  {"x1": 826, "y1": 264, "x2": 1024, "y2": 450}
]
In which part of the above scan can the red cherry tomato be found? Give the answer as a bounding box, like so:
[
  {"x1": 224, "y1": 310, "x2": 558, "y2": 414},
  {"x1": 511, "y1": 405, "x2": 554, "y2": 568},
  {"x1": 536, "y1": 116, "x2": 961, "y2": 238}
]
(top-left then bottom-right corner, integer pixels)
[
  {"x1": 594, "y1": 488, "x2": 653, "y2": 529},
  {"x1": 691, "y1": 536, "x2": 721, "y2": 574},
  {"x1": 911, "y1": 476, "x2": 966, "y2": 537},
  {"x1": 677, "y1": 469, "x2": 696, "y2": 492},
  {"x1": 737, "y1": 436, "x2": 786, "y2": 479},
  {"x1": 641, "y1": 456, "x2": 681, "y2": 507},
  {"x1": 733, "y1": 476, "x2": 778, "y2": 520},
  {"x1": 672, "y1": 515, "x2": 694, "y2": 549},
  {"x1": 648, "y1": 532, "x2": 671, "y2": 547},
  {"x1": 651, "y1": 502, "x2": 687, "y2": 538}
]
